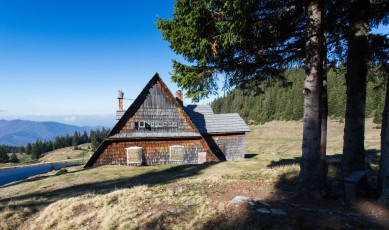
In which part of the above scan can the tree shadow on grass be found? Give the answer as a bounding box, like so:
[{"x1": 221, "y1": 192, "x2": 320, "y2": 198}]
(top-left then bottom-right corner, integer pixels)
[
  {"x1": 0, "y1": 163, "x2": 216, "y2": 211},
  {"x1": 267, "y1": 149, "x2": 381, "y2": 197},
  {"x1": 259, "y1": 148, "x2": 386, "y2": 229},
  {"x1": 244, "y1": 153, "x2": 258, "y2": 159},
  {"x1": 267, "y1": 149, "x2": 380, "y2": 169}
]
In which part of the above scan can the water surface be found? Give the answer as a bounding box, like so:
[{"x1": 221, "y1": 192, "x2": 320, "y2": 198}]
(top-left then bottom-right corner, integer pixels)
[{"x1": 0, "y1": 163, "x2": 72, "y2": 186}]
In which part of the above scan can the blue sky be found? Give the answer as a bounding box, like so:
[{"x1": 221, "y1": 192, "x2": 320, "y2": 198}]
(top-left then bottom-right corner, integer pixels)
[{"x1": 0, "y1": 0, "x2": 215, "y2": 127}]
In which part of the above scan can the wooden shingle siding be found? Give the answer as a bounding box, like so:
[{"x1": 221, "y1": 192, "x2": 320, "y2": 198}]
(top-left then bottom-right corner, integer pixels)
[
  {"x1": 207, "y1": 134, "x2": 245, "y2": 160},
  {"x1": 116, "y1": 84, "x2": 193, "y2": 134},
  {"x1": 93, "y1": 139, "x2": 216, "y2": 166}
]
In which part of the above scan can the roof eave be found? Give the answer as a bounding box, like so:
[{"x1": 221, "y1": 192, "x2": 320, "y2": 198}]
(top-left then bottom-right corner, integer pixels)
[
  {"x1": 200, "y1": 131, "x2": 250, "y2": 135},
  {"x1": 106, "y1": 136, "x2": 203, "y2": 141}
]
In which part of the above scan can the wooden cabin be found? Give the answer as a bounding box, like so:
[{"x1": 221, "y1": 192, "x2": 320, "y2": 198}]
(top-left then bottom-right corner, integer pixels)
[{"x1": 85, "y1": 74, "x2": 250, "y2": 167}]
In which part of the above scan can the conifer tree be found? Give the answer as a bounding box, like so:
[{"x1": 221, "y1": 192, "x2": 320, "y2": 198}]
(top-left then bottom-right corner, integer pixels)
[
  {"x1": 72, "y1": 131, "x2": 80, "y2": 149},
  {"x1": 0, "y1": 146, "x2": 9, "y2": 163},
  {"x1": 380, "y1": 74, "x2": 389, "y2": 203},
  {"x1": 82, "y1": 131, "x2": 89, "y2": 144},
  {"x1": 342, "y1": 0, "x2": 370, "y2": 175},
  {"x1": 25, "y1": 143, "x2": 32, "y2": 155},
  {"x1": 158, "y1": 0, "x2": 328, "y2": 197},
  {"x1": 299, "y1": 0, "x2": 325, "y2": 198}
]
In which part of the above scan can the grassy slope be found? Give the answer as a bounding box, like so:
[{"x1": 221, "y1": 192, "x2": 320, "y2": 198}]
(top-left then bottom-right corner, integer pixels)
[
  {"x1": 0, "y1": 144, "x2": 93, "y2": 169},
  {"x1": 246, "y1": 118, "x2": 380, "y2": 155},
  {"x1": 0, "y1": 120, "x2": 386, "y2": 230},
  {"x1": 38, "y1": 143, "x2": 93, "y2": 163}
]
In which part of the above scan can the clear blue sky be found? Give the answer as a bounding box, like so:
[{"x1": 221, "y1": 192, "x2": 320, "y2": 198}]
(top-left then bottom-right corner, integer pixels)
[{"x1": 0, "y1": 0, "x2": 213, "y2": 127}]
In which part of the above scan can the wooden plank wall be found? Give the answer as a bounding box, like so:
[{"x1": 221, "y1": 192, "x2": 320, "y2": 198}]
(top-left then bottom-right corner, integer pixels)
[
  {"x1": 113, "y1": 81, "x2": 194, "y2": 134},
  {"x1": 207, "y1": 134, "x2": 245, "y2": 160},
  {"x1": 94, "y1": 139, "x2": 217, "y2": 166}
]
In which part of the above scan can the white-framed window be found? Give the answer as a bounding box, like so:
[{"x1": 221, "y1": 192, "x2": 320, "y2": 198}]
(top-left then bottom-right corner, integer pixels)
[
  {"x1": 169, "y1": 145, "x2": 185, "y2": 162},
  {"x1": 126, "y1": 147, "x2": 143, "y2": 164}
]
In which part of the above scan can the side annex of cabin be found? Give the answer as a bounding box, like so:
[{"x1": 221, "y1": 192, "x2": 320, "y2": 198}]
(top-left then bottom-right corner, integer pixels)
[{"x1": 85, "y1": 73, "x2": 249, "y2": 167}]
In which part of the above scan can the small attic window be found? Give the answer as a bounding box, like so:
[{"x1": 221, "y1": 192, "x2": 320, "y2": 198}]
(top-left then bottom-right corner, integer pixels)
[
  {"x1": 169, "y1": 146, "x2": 184, "y2": 162},
  {"x1": 139, "y1": 121, "x2": 145, "y2": 128},
  {"x1": 126, "y1": 147, "x2": 143, "y2": 164}
]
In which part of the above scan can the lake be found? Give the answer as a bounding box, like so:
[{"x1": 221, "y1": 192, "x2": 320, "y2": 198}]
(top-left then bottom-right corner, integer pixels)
[{"x1": 0, "y1": 163, "x2": 73, "y2": 186}]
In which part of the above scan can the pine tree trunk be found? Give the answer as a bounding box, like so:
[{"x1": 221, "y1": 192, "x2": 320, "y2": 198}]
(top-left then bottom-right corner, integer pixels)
[
  {"x1": 298, "y1": 0, "x2": 324, "y2": 198},
  {"x1": 320, "y1": 40, "x2": 328, "y2": 186},
  {"x1": 319, "y1": 3, "x2": 328, "y2": 187},
  {"x1": 342, "y1": 0, "x2": 369, "y2": 176},
  {"x1": 379, "y1": 80, "x2": 389, "y2": 204}
]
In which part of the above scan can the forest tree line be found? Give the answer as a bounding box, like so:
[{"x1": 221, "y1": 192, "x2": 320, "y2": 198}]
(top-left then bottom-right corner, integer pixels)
[
  {"x1": 0, "y1": 128, "x2": 110, "y2": 162},
  {"x1": 211, "y1": 67, "x2": 386, "y2": 125}
]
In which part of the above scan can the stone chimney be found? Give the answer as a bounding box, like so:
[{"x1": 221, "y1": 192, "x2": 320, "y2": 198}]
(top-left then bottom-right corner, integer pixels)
[
  {"x1": 118, "y1": 90, "x2": 124, "y2": 111},
  {"x1": 176, "y1": 90, "x2": 183, "y2": 106}
]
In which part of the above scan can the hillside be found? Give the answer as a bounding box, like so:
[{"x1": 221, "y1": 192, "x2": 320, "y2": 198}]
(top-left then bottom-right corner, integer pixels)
[
  {"x1": 0, "y1": 119, "x2": 102, "y2": 146},
  {"x1": 38, "y1": 143, "x2": 93, "y2": 164},
  {"x1": 0, "y1": 120, "x2": 385, "y2": 229},
  {"x1": 211, "y1": 68, "x2": 386, "y2": 125},
  {"x1": 246, "y1": 118, "x2": 380, "y2": 155}
]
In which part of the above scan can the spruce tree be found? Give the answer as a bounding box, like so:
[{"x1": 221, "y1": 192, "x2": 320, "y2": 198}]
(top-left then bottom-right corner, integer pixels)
[
  {"x1": 379, "y1": 70, "x2": 389, "y2": 203},
  {"x1": 0, "y1": 146, "x2": 9, "y2": 163},
  {"x1": 82, "y1": 131, "x2": 89, "y2": 144},
  {"x1": 72, "y1": 131, "x2": 80, "y2": 149},
  {"x1": 299, "y1": 0, "x2": 325, "y2": 198},
  {"x1": 25, "y1": 143, "x2": 32, "y2": 155},
  {"x1": 342, "y1": 0, "x2": 370, "y2": 176}
]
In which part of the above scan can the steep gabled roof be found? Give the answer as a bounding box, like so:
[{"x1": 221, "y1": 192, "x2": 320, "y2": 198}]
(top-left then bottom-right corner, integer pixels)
[
  {"x1": 85, "y1": 73, "x2": 220, "y2": 167},
  {"x1": 184, "y1": 104, "x2": 250, "y2": 134}
]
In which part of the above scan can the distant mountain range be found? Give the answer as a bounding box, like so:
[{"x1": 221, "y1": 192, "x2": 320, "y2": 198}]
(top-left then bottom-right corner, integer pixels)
[{"x1": 0, "y1": 119, "x2": 104, "y2": 146}]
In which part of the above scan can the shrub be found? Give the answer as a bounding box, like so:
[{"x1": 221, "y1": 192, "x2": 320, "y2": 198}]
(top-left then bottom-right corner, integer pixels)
[
  {"x1": 55, "y1": 168, "x2": 68, "y2": 175},
  {"x1": 9, "y1": 153, "x2": 20, "y2": 163}
]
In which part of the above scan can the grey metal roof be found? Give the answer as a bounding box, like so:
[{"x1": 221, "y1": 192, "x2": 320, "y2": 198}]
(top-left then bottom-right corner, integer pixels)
[
  {"x1": 184, "y1": 105, "x2": 250, "y2": 134},
  {"x1": 109, "y1": 132, "x2": 202, "y2": 139},
  {"x1": 185, "y1": 104, "x2": 215, "y2": 116}
]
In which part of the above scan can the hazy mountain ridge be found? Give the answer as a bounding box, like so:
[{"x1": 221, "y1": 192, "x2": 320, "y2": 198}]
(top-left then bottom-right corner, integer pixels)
[{"x1": 0, "y1": 119, "x2": 104, "y2": 146}]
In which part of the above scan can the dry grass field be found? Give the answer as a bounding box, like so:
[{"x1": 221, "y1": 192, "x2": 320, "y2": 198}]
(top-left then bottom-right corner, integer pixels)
[
  {"x1": 246, "y1": 118, "x2": 380, "y2": 155},
  {"x1": 38, "y1": 143, "x2": 93, "y2": 163},
  {"x1": 0, "y1": 120, "x2": 386, "y2": 230}
]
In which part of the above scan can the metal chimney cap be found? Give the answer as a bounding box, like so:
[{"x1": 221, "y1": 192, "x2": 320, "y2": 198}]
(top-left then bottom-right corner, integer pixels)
[{"x1": 117, "y1": 90, "x2": 124, "y2": 99}]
